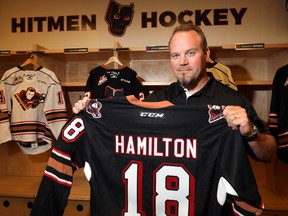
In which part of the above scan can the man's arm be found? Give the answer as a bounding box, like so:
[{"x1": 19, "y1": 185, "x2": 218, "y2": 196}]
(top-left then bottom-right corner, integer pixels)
[{"x1": 246, "y1": 133, "x2": 276, "y2": 163}]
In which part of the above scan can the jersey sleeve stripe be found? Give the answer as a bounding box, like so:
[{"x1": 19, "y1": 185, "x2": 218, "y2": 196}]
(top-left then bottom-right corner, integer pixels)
[
  {"x1": 269, "y1": 113, "x2": 277, "y2": 117},
  {"x1": 234, "y1": 198, "x2": 263, "y2": 213},
  {"x1": 52, "y1": 148, "x2": 71, "y2": 160},
  {"x1": 44, "y1": 170, "x2": 72, "y2": 187},
  {"x1": 45, "y1": 111, "x2": 68, "y2": 121},
  {"x1": 47, "y1": 157, "x2": 73, "y2": 176}
]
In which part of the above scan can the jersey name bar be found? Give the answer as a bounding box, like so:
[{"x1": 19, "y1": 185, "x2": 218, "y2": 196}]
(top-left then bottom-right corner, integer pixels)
[{"x1": 115, "y1": 135, "x2": 197, "y2": 159}]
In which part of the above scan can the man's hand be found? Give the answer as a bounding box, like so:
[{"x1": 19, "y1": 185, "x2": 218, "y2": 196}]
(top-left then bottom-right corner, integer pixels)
[
  {"x1": 223, "y1": 105, "x2": 276, "y2": 162},
  {"x1": 222, "y1": 105, "x2": 254, "y2": 137},
  {"x1": 72, "y1": 96, "x2": 90, "y2": 114}
]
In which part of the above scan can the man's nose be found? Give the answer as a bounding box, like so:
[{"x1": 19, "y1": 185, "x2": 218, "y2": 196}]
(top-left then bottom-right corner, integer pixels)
[{"x1": 180, "y1": 55, "x2": 188, "y2": 65}]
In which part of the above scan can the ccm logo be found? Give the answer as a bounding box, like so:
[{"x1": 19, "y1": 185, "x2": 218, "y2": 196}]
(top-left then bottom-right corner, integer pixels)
[{"x1": 139, "y1": 112, "x2": 165, "y2": 118}]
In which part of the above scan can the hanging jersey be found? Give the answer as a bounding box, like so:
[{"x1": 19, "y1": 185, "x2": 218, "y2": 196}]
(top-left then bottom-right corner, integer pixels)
[
  {"x1": 0, "y1": 66, "x2": 67, "y2": 154},
  {"x1": 31, "y1": 96, "x2": 263, "y2": 216},
  {"x1": 85, "y1": 65, "x2": 144, "y2": 100},
  {"x1": 207, "y1": 61, "x2": 238, "y2": 91},
  {"x1": 268, "y1": 64, "x2": 288, "y2": 163}
]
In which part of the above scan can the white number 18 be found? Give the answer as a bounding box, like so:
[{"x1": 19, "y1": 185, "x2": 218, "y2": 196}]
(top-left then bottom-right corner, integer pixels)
[{"x1": 123, "y1": 161, "x2": 195, "y2": 216}]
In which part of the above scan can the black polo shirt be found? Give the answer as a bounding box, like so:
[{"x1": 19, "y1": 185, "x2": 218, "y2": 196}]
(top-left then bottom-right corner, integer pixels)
[{"x1": 145, "y1": 73, "x2": 269, "y2": 134}]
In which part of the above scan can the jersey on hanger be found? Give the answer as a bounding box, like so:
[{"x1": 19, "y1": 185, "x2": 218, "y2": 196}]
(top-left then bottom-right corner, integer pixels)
[
  {"x1": 31, "y1": 96, "x2": 263, "y2": 216},
  {"x1": 85, "y1": 65, "x2": 144, "y2": 100},
  {"x1": 0, "y1": 66, "x2": 67, "y2": 154},
  {"x1": 207, "y1": 61, "x2": 238, "y2": 91},
  {"x1": 269, "y1": 64, "x2": 288, "y2": 163}
]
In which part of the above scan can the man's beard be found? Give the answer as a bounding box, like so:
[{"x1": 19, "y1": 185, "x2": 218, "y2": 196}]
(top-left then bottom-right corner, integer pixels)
[{"x1": 178, "y1": 73, "x2": 194, "y2": 88}]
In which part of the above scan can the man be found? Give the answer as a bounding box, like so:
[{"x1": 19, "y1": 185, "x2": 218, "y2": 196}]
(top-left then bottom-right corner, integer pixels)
[
  {"x1": 143, "y1": 23, "x2": 277, "y2": 215},
  {"x1": 73, "y1": 24, "x2": 276, "y2": 163},
  {"x1": 72, "y1": 24, "x2": 276, "y2": 215},
  {"x1": 144, "y1": 24, "x2": 276, "y2": 163}
]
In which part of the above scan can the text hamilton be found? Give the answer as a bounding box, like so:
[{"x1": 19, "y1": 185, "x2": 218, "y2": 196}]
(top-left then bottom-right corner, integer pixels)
[{"x1": 115, "y1": 135, "x2": 197, "y2": 159}]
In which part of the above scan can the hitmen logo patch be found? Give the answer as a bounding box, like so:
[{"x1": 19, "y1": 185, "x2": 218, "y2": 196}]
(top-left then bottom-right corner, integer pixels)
[
  {"x1": 86, "y1": 99, "x2": 102, "y2": 118},
  {"x1": 208, "y1": 105, "x2": 225, "y2": 123}
]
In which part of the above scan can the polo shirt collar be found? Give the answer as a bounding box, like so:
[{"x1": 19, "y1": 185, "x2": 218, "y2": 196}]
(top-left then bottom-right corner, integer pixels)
[
  {"x1": 198, "y1": 72, "x2": 216, "y2": 98},
  {"x1": 175, "y1": 81, "x2": 186, "y2": 97},
  {"x1": 177, "y1": 72, "x2": 216, "y2": 98}
]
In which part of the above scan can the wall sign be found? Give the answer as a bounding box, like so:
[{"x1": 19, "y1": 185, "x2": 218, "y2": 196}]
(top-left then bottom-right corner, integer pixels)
[
  {"x1": 0, "y1": 0, "x2": 287, "y2": 49},
  {"x1": 10, "y1": 1, "x2": 247, "y2": 35}
]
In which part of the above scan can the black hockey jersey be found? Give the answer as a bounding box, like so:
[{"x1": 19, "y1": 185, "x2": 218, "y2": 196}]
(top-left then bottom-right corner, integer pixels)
[
  {"x1": 268, "y1": 64, "x2": 288, "y2": 163},
  {"x1": 31, "y1": 96, "x2": 263, "y2": 216},
  {"x1": 85, "y1": 65, "x2": 144, "y2": 100}
]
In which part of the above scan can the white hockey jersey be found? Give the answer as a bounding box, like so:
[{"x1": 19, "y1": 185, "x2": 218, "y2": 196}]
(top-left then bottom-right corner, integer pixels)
[{"x1": 0, "y1": 66, "x2": 67, "y2": 154}]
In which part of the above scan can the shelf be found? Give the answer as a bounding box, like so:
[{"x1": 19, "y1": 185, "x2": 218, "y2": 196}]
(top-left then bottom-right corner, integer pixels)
[
  {"x1": 61, "y1": 80, "x2": 272, "y2": 88},
  {"x1": 258, "y1": 185, "x2": 288, "y2": 211},
  {"x1": 236, "y1": 80, "x2": 272, "y2": 86},
  {"x1": 0, "y1": 176, "x2": 40, "y2": 198},
  {"x1": 62, "y1": 82, "x2": 86, "y2": 87},
  {"x1": 61, "y1": 81, "x2": 172, "y2": 87},
  {"x1": 212, "y1": 43, "x2": 288, "y2": 58},
  {"x1": 1, "y1": 43, "x2": 287, "y2": 62},
  {"x1": 0, "y1": 176, "x2": 89, "y2": 201}
]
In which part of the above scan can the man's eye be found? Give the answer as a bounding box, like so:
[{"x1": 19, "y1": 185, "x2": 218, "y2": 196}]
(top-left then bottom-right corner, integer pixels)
[
  {"x1": 187, "y1": 51, "x2": 195, "y2": 56},
  {"x1": 171, "y1": 54, "x2": 179, "y2": 59}
]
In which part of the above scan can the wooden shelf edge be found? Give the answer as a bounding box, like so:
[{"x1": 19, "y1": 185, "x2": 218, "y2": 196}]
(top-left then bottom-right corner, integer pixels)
[
  {"x1": 221, "y1": 43, "x2": 288, "y2": 50},
  {"x1": 61, "y1": 80, "x2": 272, "y2": 88},
  {"x1": 61, "y1": 82, "x2": 86, "y2": 87},
  {"x1": 0, "y1": 176, "x2": 40, "y2": 198},
  {"x1": 258, "y1": 185, "x2": 288, "y2": 211},
  {"x1": 1, "y1": 43, "x2": 287, "y2": 56},
  {"x1": 0, "y1": 176, "x2": 90, "y2": 201},
  {"x1": 142, "y1": 81, "x2": 172, "y2": 86},
  {"x1": 236, "y1": 80, "x2": 272, "y2": 85}
]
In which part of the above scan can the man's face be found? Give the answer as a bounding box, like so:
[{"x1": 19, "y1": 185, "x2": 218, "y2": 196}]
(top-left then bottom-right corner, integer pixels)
[{"x1": 169, "y1": 30, "x2": 209, "y2": 89}]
